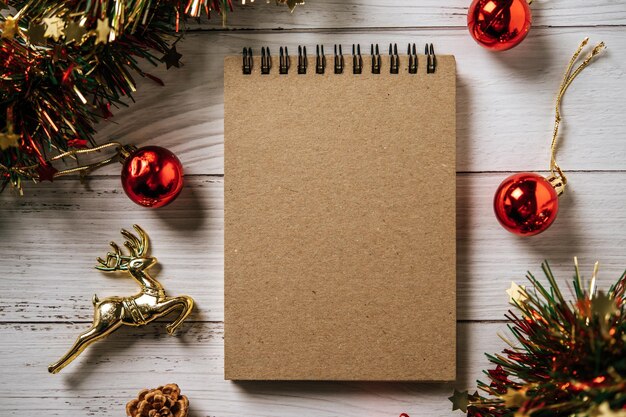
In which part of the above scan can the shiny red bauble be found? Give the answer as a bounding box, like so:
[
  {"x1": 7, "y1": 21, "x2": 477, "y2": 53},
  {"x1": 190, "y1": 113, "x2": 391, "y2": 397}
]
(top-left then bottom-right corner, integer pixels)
[
  {"x1": 493, "y1": 173, "x2": 559, "y2": 236},
  {"x1": 121, "y1": 145, "x2": 184, "y2": 208},
  {"x1": 468, "y1": 0, "x2": 532, "y2": 51}
]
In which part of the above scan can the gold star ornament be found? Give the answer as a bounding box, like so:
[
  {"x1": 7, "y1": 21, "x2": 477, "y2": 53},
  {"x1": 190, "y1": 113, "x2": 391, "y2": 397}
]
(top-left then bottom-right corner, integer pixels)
[
  {"x1": 448, "y1": 389, "x2": 469, "y2": 412},
  {"x1": 591, "y1": 402, "x2": 626, "y2": 417},
  {"x1": 507, "y1": 281, "x2": 528, "y2": 305},
  {"x1": 64, "y1": 20, "x2": 87, "y2": 44},
  {"x1": 277, "y1": 0, "x2": 305, "y2": 12},
  {"x1": 43, "y1": 16, "x2": 65, "y2": 41},
  {"x1": 591, "y1": 291, "x2": 619, "y2": 320},
  {"x1": 500, "y1": 387, "x2": 528, "y2": 408},
  {"x1": 27, "y1": 21, "x2": 47, "y2": 44},
  {"x1": 1, "y1": 16, "x2": 19, "y2": 39},
  {"x1": 0, "y1": 130, "x2": 20, "y2": 150},
  {"x1": 161, "y1": 46, "x2": 183, "y2": 69},
  {"x1": 95, "y1": 18, "x2": 110, "y2": 44}
]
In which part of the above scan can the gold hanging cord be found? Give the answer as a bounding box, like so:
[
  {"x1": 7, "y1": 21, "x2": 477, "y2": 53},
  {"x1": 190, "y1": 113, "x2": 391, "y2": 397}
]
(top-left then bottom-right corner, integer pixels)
[
  {"x1": 50, "y1": 141, "x2": 123, "y2": 177},
  {"x1": 0, "y1": 141, "x2": 135, "y2": 180},
  {"x1": 549, "y1": 38, "x2": 605, "y2": 191}
]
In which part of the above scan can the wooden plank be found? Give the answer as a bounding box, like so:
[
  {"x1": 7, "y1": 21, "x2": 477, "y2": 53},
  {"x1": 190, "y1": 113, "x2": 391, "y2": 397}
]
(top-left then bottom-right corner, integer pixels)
[
  {"x1": 0, "y1": 176, "x2": 224, "y2": 323},
  {"x1": 187, "y1": 0, "x2": 626, "y2": 29},
  {"x1": 92, "y1": 27, "x2": 626, "y2": 176},
  {"x1": 2, "y1": 173, "x2": 626, "y2": 322},
  {"x1": 0, "y1": 321, "x2": 505, "y2": 416}
]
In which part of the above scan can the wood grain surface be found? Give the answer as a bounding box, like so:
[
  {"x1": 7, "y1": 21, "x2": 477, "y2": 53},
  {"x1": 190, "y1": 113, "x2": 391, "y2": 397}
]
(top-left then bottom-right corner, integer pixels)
[{"x1": 1, "y1": 1, "x2": 626, "y2": 416}]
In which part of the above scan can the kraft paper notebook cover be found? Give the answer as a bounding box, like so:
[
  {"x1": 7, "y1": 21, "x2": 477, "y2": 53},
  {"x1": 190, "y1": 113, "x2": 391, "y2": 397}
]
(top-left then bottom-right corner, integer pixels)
[{"x1": 224, "y1": 44, "x2": 456, "y2": 381}]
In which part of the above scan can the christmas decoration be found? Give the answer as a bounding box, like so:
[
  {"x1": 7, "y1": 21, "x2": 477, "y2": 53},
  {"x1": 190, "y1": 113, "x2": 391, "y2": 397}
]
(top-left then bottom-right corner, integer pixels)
[
  {"x1": 494, "y1": 172, "x2": 559, "y2": 236},
  {"x1": 450, "y1": 258, "x2": 626, "y2": 417},
  {"x1": 126, "y1": 384, "x2": 189, "y2": 417},
  {"x1": 0, "y1": 15, "x2": 19, "y2": 39},
  {"x1": 121, "y1": 145, "x2": 184, "y2": 208},
  {"x1": 242, "y1": 0, "x2": 305, "y2": 12},
  {"x1": 162, "y1": 45, "x2": 184, "y2": 69},
  {"x1": 0, "y1": 0, "x2": 231, "y2": 193},
  {"x1": 1, "y1": 1, "x2": 303, "y2": 196},
  {"x1": 494, "y1": 38, "x2": 605, "y2": 236},
  {"x1": 467, "y1": 0, "x2": 532, "y2": 51},
  {"x1": 48, "y1": 225, "x2": 194, "y2": 374},
  {"x1": 0, "y1": 139, "x2": 184, "y2": 206},
  {"x1": 276, "y1": 0, "x2": 305, "y2": 12}
]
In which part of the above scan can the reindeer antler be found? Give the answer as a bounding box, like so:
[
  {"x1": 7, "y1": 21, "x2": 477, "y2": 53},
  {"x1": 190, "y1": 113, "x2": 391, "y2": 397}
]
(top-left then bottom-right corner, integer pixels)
[
  {"x1": 120, "y1": 224, "x2": 149, "y2": 257},
  {"x1": 96, "y1": 241, "x2": 128, "y2": 271},
  {"x1": 95, "y1": 225, "x2": 150, "y2": 271}
]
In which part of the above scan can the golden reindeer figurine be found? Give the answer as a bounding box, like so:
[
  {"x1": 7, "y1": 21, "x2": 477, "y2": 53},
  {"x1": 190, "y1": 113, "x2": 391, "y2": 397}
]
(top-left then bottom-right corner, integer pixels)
[{"x1": 48, "y1": 225, "x2": 194, "y2": 374}]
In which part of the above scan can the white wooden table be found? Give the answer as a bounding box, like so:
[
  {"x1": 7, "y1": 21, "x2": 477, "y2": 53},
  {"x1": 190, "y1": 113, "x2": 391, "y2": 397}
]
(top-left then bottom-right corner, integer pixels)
[{"x1": 1, "y1": 1, "x2": 626, "y2": 416}]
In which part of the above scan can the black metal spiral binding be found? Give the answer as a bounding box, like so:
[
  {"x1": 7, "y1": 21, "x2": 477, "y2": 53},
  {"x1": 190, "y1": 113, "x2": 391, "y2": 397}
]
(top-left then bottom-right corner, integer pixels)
[
  {"x1": 261, "y1": 47, "x2": 271, "y2": 74},
  {"x1": 298, "y1": 45, "x2": 307, "y2": 74},
  {"x1": 389, "y1": 43, "x2": 399, "y2": 74},
  {"x1": 426, "y1": 43, "x2": 436, "y2": 74},
  {"x1": 352, "y1": 44, "x2": 362, "y2": 74},
  {"x1": 371, "y1": 44, "x2": 381, "y2": 74},
  {"x1": 334, "y1": 44, "x2": 344, "y2": 74},
  {"x1": 242, "y1": 47, "x2": 253, "y2": 75},
  {"x1": 243, "y1": 43, "x2": 438, "y2": 74},
  {"x1": 316, "y1": 45, "x2": 325, "y2": 74},
  {"x1": 408, "y1": 43, "x2": 418, "y2": 74},
  {"x1": 279, "y1": 47, "x2": 290, "y2": 74}
]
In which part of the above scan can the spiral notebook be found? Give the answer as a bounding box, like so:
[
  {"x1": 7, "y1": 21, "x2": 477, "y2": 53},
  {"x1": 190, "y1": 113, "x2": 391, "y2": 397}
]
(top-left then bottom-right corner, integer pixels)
[{"x1": 224, "y1": 44, "x2": 456, "y2": 381}]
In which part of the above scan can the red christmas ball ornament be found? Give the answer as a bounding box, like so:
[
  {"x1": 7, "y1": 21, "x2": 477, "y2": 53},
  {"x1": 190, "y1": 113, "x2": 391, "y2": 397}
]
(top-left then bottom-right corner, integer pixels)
[
  {"x1": 491, "y1": 39, "x2": 605, "y2": 237},
  {"x1": 493, "y1": 173, "x2": 562, "y2": 236},
  {"x1": 120, "y1": 145, "x2": 184, "y2": 208},
  {"x1": 467, "y1": 0, "x2": 532, "y2": 51}
]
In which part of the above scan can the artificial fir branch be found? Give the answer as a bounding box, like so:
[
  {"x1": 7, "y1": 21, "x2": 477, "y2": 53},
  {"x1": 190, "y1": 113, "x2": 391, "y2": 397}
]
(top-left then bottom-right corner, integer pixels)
[{"x1": 451, "y1": 260, "x2": 626, "y2": 417}]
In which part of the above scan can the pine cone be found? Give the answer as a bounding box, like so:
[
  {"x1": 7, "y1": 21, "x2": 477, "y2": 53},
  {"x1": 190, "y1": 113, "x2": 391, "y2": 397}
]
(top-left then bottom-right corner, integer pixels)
[{"x1": 126, "y1": 384, "x2": 189, "y2": 417}]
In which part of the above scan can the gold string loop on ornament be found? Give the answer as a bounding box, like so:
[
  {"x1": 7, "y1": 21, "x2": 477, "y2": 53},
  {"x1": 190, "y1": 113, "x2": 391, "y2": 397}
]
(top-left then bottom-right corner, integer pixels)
[
  {"x1": 49, "y1": 141, "x2": 125, "y2": 177},
  {"x1": 0, "y1": 141, "x2": 131, "y2": 184},
  {"x1": 548, "y1": 38, "x2": 605, "y2": 195}
]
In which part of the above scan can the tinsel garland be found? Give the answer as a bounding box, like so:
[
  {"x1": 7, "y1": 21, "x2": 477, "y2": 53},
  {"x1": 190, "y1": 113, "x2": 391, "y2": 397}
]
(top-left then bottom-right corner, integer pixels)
[
  {"x1": 0, "y1": 0, "x2": 303, "y2": 192},
  {"x1": 450, "y1": 260, "x2": 626, "y2": 417},
  {"x1": 0, "y1": 0, "x2": 229, "y2": 190}
]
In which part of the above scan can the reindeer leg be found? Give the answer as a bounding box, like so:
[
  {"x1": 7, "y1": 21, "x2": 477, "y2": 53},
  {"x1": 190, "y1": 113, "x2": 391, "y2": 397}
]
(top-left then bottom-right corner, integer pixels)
[
  {"x1": 48, "y1": 304, "x2": 123, "y2": 374},
  {"x1": 166, "y1": 296, "x2": 194, "y2": 335},
  {"x1": 152, "y1": 296, "x2": 194, "y2": 335}
]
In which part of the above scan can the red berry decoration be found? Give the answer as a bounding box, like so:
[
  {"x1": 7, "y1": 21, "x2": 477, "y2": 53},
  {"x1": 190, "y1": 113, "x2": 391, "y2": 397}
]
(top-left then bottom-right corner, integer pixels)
[
  {"x1": 494, "y1": 173, "x2": 559, "y2": 236},
  {"x1": 121, "y1": 145, "x2": 184, "y2": 208},
  {"x1": 467, "y1": 0, "x2": 532, "y2": 51}
]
